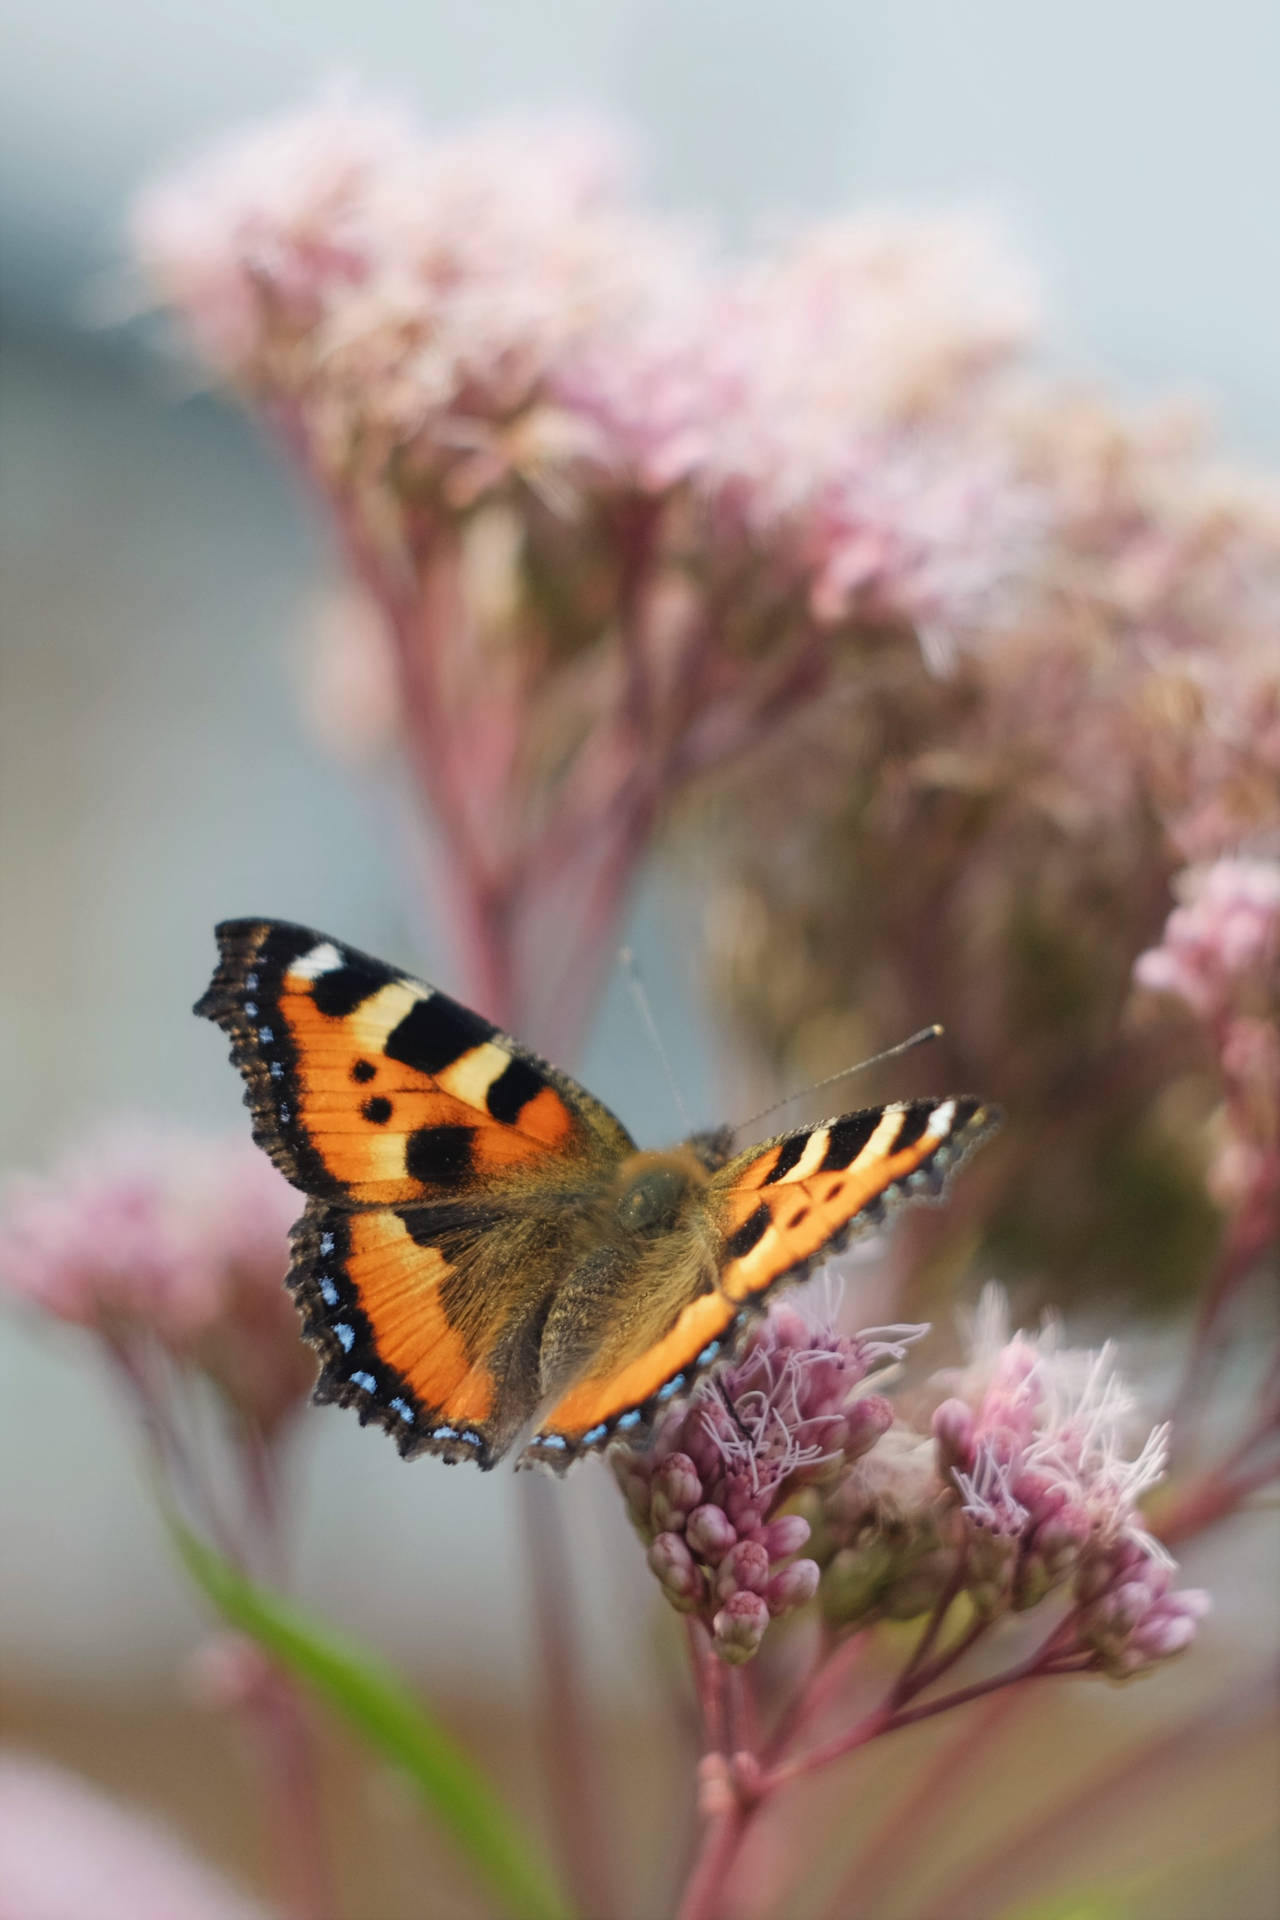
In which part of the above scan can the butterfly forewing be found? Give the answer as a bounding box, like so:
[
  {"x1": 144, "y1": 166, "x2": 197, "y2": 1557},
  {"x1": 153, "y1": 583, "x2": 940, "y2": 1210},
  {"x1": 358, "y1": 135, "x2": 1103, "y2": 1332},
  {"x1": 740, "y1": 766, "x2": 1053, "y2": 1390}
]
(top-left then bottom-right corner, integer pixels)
[{"x1": 196, "y1": 919, "x2": 634, "y2": 1205}]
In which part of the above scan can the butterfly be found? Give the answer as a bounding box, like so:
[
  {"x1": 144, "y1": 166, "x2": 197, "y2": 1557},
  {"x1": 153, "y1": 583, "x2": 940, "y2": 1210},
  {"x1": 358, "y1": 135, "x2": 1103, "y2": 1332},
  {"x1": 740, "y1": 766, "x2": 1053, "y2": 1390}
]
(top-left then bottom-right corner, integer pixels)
[{"x1": 196, "y1": 920, "x2": 997, "y2": 1472}]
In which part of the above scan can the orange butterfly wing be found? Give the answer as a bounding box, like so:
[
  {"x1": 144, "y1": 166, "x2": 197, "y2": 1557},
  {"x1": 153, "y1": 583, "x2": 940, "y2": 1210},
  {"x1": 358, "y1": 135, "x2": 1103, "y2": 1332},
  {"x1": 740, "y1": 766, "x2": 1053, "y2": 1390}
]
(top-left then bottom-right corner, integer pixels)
[
  {"x1": 196, "y1": 920, "x2": 631, "y2": 1204},
  {"x1": 197, "y1": 920, "x2": 634, "y2": 1464},
  {"x1": 523, "y1": 1097, "x2": 996, "y2": 1470}
]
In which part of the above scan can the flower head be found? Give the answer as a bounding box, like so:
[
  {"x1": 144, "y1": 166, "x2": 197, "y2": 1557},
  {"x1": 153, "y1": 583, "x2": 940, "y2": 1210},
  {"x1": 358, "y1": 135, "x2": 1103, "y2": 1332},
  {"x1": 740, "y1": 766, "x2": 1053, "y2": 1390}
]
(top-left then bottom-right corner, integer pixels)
[
  {"x1": 934, "y1": 1289, "x2": 1206, "y2": 1669},
  {"x1": 614, "y1": 1305, "x2": 913, "y2": 1662},
  {"x1": 816, "y1": 1288, "x2": 1208, "y2": 1675}
]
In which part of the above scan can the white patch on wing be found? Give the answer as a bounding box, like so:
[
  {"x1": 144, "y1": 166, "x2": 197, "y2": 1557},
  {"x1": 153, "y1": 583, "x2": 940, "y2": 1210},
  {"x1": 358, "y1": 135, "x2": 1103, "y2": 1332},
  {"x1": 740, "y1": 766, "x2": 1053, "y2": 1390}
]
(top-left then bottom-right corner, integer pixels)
[{"x1": 290, "y1": 941, "x2": 345, "y2": 981}]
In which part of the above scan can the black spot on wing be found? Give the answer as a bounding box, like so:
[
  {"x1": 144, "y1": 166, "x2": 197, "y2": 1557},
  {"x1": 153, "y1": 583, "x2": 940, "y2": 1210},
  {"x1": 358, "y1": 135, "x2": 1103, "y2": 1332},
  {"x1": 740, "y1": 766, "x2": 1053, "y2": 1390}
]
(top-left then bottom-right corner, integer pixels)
[
  {"x1": 763, "y1": 1134, "x2": 808, "y2": 1184},
  {"x1": 311, "y1": 962, "x2": 388, "y2": 1019},
  {"x1": 725, "y1": 1202, "x2": 772, "y2": 1262},
  {"x1": 352, "y1": 1058, "x2": 376, "y2": 1084},
  {"x1": 819, "y1": 1111, "x2": 882, "y2": 1172},
  {"x1": 485, "y1": 1056, "x2": 545, "y2": 1125},
  {"x1": 385, "y1": 995, "x2": 495, "y2": 1077},
  {"x1": 406, "y1": 1125, "x2": 476, "y2": 1187},
  {"x1": 362, "y1": 1096, "x2": 393, "y2": 1125}
]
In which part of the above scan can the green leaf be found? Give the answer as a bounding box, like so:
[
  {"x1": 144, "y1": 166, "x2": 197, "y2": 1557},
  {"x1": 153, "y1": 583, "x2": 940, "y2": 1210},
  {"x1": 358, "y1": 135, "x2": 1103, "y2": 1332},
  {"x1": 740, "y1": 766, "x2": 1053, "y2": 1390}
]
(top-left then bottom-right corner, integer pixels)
[{"x1": 173, "y1": 1521, "x2": 572, "y2": 1920}]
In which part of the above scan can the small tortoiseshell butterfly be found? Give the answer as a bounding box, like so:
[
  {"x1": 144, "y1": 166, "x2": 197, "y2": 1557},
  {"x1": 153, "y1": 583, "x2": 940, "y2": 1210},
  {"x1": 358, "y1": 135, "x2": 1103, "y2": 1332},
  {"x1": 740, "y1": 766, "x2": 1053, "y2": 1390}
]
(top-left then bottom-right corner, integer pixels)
[{"x1": 197, "y1": 920, "x2": 996, "y2": 1472}]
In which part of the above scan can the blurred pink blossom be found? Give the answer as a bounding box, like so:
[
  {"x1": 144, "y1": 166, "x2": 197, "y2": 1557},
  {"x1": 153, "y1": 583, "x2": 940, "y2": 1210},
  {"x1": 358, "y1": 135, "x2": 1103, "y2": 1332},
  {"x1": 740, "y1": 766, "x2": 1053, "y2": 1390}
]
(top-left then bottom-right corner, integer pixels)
[
  {"x1": 134, "y1": 97, "x2": 1058, "y2": 1052},
  {"x1": 0, "y1": 1753, "x2": 270, "y2": 1920},
  {"x1": 1134, "y1": 857, "x2": 1280, "y2": 1022},
  {"x1": 0, "y1": 1123, "x2": 307, "y2": 1430}
]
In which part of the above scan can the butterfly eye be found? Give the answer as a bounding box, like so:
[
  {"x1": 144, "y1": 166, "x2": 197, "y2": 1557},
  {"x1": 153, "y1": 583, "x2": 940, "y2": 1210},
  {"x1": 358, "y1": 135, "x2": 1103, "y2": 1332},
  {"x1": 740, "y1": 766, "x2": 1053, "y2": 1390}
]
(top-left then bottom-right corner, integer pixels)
[{"x1": 617, "y1": 1162, "x2": 689, "y2": 1236}]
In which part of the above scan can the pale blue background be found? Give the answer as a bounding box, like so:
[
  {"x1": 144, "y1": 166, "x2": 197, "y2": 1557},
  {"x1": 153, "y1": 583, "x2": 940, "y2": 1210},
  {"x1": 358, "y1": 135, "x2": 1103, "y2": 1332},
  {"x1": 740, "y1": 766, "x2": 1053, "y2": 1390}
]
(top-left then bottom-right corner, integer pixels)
[{"x1": 2, "y1": 0, "x2": 1277, "y2": 1691}]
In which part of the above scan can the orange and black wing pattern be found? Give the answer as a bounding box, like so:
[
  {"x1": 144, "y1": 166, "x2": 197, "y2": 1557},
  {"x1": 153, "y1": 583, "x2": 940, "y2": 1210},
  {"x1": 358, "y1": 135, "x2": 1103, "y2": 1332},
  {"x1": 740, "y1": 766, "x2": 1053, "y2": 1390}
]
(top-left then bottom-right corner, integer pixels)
[
  {"x1": 711, "y1": 1096, "x2": 996, "y2": 1309},
  {"x1": 522, "y1": 1096, "x2": 996, "y2": 1471},
  {"x1": 195, "y1": 919, "x2": 633, "y2": 1205},
  {"x1": 196, "y1": 919, "x2": 635, "y2": 1465},
  {"x1": 287, "y1": 1197, "x2": 527, "y2": 1467}
]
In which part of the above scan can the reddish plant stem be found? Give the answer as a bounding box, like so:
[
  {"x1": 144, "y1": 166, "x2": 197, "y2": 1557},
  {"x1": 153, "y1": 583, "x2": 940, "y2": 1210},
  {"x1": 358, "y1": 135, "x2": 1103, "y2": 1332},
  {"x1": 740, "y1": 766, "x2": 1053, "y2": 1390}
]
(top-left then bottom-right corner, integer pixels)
[
  {"x1": 886, "y1": 1556, "x2": 969, "y2": 1707},
  {"x1": 760, "y1": 1630, "x2": 866, "y2": 1770},
  {"x1": 674, "y1": 1802, "x2": 753, "y2": 1920},
  {"x1": 767, "y1": 1610, "x2": 1073, "y2": 1790},
  {"x1": 519, "y1": 1450, "x2": 620, "y2": 1920},
  {"x1": 123, "y1": 1344, "x2": 337, "y2": 1920},
  {"x1": 818, "y1": 1687, "x2": 1027, "y2": 1920},
  {"x1": 1168, "y1": 1206, "x2": 1274, "y2": 1441},
  {"x1": 1156, "y1": 1452, "x2": 1279, "y2": 1547},
  {"x1": 229, "y1": 1419, "x2": 337, "y2": 1920},
  {"x1": 938, "y1": 1666, "x2": 1277, "y2": 1920},
  {"x1": 686, "y1": 1616, "x2": 727, "y2": 1754},
  {"x1": 248, "y1": 1674, "x2": 335, "y2": 1920}
]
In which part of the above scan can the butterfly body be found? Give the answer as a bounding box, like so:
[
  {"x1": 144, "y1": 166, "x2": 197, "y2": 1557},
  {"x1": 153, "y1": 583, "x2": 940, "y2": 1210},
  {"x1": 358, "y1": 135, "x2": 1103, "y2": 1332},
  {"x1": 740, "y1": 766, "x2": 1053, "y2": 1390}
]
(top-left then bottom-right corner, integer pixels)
[{"x1": 197, "y1": 920, "x2": 996, "y2": 1471}]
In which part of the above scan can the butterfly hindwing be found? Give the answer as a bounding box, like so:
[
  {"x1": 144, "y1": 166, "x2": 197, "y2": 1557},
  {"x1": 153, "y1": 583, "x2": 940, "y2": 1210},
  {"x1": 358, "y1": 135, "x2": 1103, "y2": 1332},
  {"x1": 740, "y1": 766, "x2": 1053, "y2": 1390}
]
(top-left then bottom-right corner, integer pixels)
[
  {"x1": 290, "y1": 1200, "x2": 520, "y2": 1465},
  {"x1": 196, "y1": 920, "x2": 634, "y2": 1205},
  {"x1": 522, "y1": 1097, "x2": 995, "y2": 1471}
]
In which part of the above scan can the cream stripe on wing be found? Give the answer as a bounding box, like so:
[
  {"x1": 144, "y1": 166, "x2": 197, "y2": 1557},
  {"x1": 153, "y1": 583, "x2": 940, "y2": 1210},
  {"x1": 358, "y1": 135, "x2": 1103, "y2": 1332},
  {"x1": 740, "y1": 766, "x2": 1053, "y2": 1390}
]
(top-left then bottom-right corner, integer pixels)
[
  {"x1": 849, "y1": 1105, "x2": 907, "y2": 1169},
  {"x1": 435, "y1": 1040, "x2": 512, "y2": 1109}
]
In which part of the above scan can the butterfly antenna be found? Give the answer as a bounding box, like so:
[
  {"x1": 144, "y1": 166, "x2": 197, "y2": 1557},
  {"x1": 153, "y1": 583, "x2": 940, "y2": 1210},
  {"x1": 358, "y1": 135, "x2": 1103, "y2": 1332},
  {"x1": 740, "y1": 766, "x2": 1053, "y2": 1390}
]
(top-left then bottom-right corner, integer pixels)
[
  {"x1": 619, "y1": 947, "x2": 694, "y2": 1133},
  {"x1": 739, "y1": 1024, "x2": 945, "y2": 1134}
]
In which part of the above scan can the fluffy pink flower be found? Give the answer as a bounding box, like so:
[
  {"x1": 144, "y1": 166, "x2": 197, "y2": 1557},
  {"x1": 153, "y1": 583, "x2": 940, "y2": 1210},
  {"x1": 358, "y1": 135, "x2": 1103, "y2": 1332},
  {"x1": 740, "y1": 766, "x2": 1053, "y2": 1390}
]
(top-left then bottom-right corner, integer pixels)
[
  {"x1": 0, "y1": 1122, "x2": 307, "y2": 1429},
  {"x1": 929, "y1": 1288, "x2": 1208, "y2": 1669},
  {"x1": 1134, "y1": 857, "x2": 1280, "y2": 1022},
  {"x1": 615, "y1": 1305, "x2": 913, "y2": 1662}
]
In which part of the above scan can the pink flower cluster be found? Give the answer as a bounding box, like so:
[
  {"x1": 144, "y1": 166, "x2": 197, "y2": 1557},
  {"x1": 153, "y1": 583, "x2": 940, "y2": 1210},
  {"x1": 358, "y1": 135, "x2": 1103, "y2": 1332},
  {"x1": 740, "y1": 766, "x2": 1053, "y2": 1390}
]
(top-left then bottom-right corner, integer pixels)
[
  {"x1": 1136, "y1": 858, "x2": 1280, "y2": 1232},
  {"x1": 0, "y1": 1124, "x2": 308, "y2": 1431},
  {"x1": 930, "y1": 1291, "x2": 1208, "y2": 1675},
  {"x1": 1134, "y1": 858, "x2": 1280, "y2": 1024},
  {"x1": 134, "y1": 95, "x2": 1041, "y2": 644},
  {"x1": 815, "y1": 1290, "x2": 1207, "y2": 1678},
  {"x1": 615, "y1": 1307, "x2": 915, "y2": 1663}
]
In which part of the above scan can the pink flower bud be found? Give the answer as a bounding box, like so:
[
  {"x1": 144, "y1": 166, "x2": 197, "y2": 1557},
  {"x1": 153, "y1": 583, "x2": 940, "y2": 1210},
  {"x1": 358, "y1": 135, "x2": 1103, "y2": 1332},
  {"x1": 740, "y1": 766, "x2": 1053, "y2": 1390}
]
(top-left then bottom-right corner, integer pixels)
[
  {"x1": 717, "y1": 1539, "x2": 771, "y2": 1601},
  {"x1": 1131, "y1": 1610, "x2": 1197, "y2": 1661},
  {"x1": 843, "y1": 1394, "x2": 894, "y2": 1461},
  {"x1": 765, "y1": 1557, "x2": 820, "y2": 1616},
  {"x1": 686, "y1": 1504, "x2": 737, "y2": 1565},
  {"x1": 656, "y1": 1451, "x2": 702, "y2": 1510},
  {"x1": 725, "y1": 1476, "x2": 766, "y2": 1532},
  {"x1": 932, "y1": 1396, "x2": 975, "y2": 1477},
  {"x1": 758, "y1": 1513, "x2": 812, "y2": 1561},
  {"x1": 647, "y1": 1532, "x2": 705, "y2": 1611},
  {"x1": 712, "y1": 1591, "x2": 770, "y2": 1665},
  {"x1": 1110, "y1": 1580, "x2": 1158, "y2": 1635}
]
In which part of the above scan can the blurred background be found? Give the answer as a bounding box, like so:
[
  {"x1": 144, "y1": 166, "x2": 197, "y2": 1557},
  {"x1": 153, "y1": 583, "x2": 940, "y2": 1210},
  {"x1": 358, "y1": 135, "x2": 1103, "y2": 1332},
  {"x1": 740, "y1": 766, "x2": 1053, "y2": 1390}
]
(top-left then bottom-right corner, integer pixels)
[{"x1": 2, "y1": 4, "x2": 1278, "y2": 1917}]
